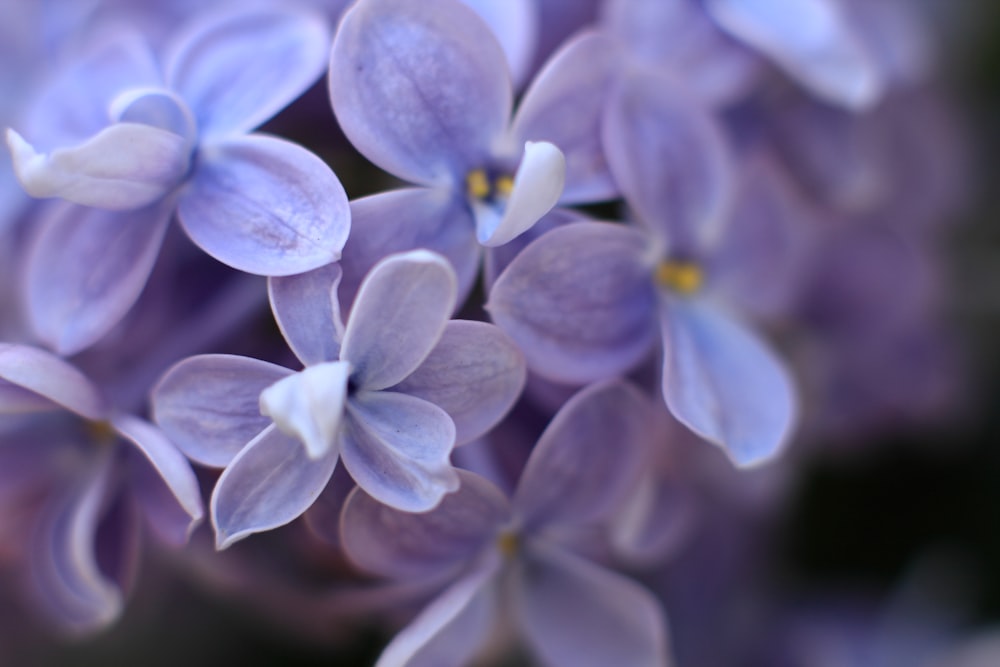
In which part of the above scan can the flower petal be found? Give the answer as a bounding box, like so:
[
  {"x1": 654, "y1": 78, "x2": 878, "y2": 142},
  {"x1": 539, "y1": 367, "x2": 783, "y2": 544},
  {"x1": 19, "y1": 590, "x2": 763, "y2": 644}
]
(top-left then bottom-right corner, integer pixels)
[
  {"x1": 152, "y1": 354, "x2": 293, "y2": 468},
  {"x1": 341, "y1": 250, "x2": 457, "y2": 391},
  {"x1": 660, "y1": 299, "x2": 797, "y2": 467},
  {"x1": 510, "y1": 30, "x2": 620, "y2": 204},
  {"x1": 338, "y1": 188, "x2": 480, "y2": 314},
  {"x1": 394, "y1": 321, "x2": 526, "y2": 446},
  {"x1": 476, "y1": 141, "x2": 565, "y2": 247},
  {"x1": 112, "y1": 415, "x2": 203, "y2": 546},
  {"x1": 167, "y1": 6, "x2": 330, "y2": 139},
  {"x1": 341, "y1": 470, "x2": 507, "y2": 579},
  {"x1": 603, "y1": 71, "x2": 734, "y2": 254},
  {"x1": 0, "y1": 344, "x2": 108, "y2": 420},
  {"x1": 512, "y1": 544, "x2": 671, "y2": 667},
  {"x1": 178, "y1": 133, "x2": 349, "y2": 276},
  {"x1": 329, "y1": 0, "x2": 511, "y2": 185},
  {"x1": 706, "y1": 0, "x2": 882, "y2": 109},
  {"x1": 259, "y1": 361, "x2": 351, "y2": 460},
  {"x1": 376, "y1": 560, "x2": 501, "y2": 667},
  {"x1": 6, "y1": 124, "x2": 188, "y2": 210},
  {"x1": 268, "y1": 263, "x2": 345, "y2": 367},
  {"x1": 462, "y1": 0, "x2": 538, "y2": 87},
  {"x1": 513, "y1": 381, "x2": 653, "y2": 531},
  {"x1": 486, "y1": 221, "x2": 658, "y2": 384},
  {"x1": 24, "y1": 200, "x2": 172, "y2": 356},
  {"x1": 341, "y1": 391, "x2": 459, "y2": 513},
  {"x1": 211, "y1": 424, "x2": 339, "y2": 549}
]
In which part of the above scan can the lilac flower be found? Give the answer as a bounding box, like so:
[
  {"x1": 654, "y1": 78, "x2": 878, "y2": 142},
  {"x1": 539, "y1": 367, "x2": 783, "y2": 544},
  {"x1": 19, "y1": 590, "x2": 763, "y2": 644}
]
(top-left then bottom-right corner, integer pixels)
[
  {"x1": 152, "y1": 250, "x2": 526, "y2": 548},
  {"x1": 488, "y1": 71, "x2": 799, "y2": 466},
  {"x1": 339, "y1": 381, "x2": 670, "y2": 667},
  {"x1": 6, "y1": 6, "x2": 349, "y2": 354},
  {"x1": 0, "y1": 344, "x2": 202, "y2": 633},
  {"x1": 323, "y1": 0, "x2": 623, "y2": 307}
]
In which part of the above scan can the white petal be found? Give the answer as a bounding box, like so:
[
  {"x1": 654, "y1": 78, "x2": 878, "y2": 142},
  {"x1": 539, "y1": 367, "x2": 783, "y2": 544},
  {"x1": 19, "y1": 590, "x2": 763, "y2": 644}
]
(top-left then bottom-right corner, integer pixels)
[{"x1": 259, "y1": 361, "x2": 351, "y2": 459}]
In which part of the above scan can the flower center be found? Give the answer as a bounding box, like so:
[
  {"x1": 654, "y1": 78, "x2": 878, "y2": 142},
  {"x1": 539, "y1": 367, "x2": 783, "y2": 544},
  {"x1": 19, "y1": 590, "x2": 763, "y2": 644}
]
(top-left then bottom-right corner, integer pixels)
[
  {"x1": 466, "y1": 168, "x2": 513, "y2": 205},
  {"x1": 496, "y1": 530, "x2": 520, "y2": 559},
  {"x1": 655, "y1": 259, "x2": 703, "y2": 296},
  {"x1": 85, "y1": 420, "x2": 117, "y2": 447}
]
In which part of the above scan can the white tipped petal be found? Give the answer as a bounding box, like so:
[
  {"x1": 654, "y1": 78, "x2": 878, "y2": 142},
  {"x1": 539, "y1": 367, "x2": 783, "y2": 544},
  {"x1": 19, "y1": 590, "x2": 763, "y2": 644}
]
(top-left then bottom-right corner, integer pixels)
[{"x1": 259, "y1": 361, "x2": 351, "y2": 460}]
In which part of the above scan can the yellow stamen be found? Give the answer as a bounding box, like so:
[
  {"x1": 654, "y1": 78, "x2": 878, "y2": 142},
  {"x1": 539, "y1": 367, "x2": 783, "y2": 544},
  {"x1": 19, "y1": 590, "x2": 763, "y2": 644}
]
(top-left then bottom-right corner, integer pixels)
[
  {"x1": 466, "y1": 169, "x2": 490, "y2": 200},
  {"x1": 656, "y1": 260, "x2": 703, "y2": 295},
  {"x1": 494, "y1": 175, "x2": 514, "y2": 198},
  {"x1": 496, "y1": 531, "x2": 519, "y2": 558},
  {"x1": 85, "y1": 420, "x2": 117, "y2": 446}
]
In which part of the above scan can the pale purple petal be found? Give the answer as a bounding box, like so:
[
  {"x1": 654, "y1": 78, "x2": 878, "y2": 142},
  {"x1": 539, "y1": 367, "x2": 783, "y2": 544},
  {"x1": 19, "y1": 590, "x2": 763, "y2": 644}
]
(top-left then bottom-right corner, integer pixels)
[
  {"x1": 0, "y1": 381, "x2": 57, "y2": 415},
  {"x1": 6, "y1": 124, "x2": 188, "y2": 210},
  {"x1": 512, "y1": 544, "x2": 670, "y2": 667},
  {"x1": 111, "y1": 414, "x2": 203, "y2": 544},
  {"x1": 338, "y1": 188, "x2": 480, "y2": 313},
  {"x1": 259, "y1": 361, "x2": 351, "y2": 460},
  {"x1": 341, "y1": 470, "x2": 507, "y2": 579},
  {"x1": 513, "y1": 381, "x2": 653, "y2": 530},
  {"x1": 376, "y1": 560, "x2": 501, "y2": 667},
  {"x1": 661, "y1": 299, "x2": 797, "y2": 467},
  {"x1": 178, "y1": 133, "x2": 349, "y2": 276},
  {"x1": 152, "y1": 354, "x2": 293, "y2": 468},
  {"x1": 30, "y1": 454, "x2": 123, "y2": 634},
  {"x1": 329, "y1": 0, "x2": 511, "y2": 185},
  {"x1": 341, "y1": 391, "x2": 459, "y2": 513},
  {"x1": 603, "y1": 71, "x2": 734, "y2": 254},
  {"x1": 462, "y1": 0, "x2": 538, "y2": 87},
  {"x1": 486, "y1": 222, "x2": 658, "y2": 385},
  {"x1": 476, "y1": 141, "x2": 565, "y2": 247},
  {"x1": 394, "y1": 321, "x2": 526, "y2": 446},
  {"x1": 211, "y1": 424, "x2": 340, "y2": 549},
  {"x1": 483, "y1": 207, "x2": 585, "y2": 291},
  {"x1": 24, "y1": 200, "x2": 171, "y2": 355},
  {"x1": 268, "y1": 263, "x2": 344, "y2": 366},
  {"x1": 510, "y1": 30, "x2": 620, "y2": 204},
  {"x1": 167, "y1": 6, "x2": 330, "y2": 140},
  {"x1": 0, "y1": 344, "x2": 108, "y2": 420},
  {"x1": 706, "y1": 0, "x2": 882, "y2": 109},
  {"x1": 341, "y1": 250, "x2": 457, "y2": 391}
]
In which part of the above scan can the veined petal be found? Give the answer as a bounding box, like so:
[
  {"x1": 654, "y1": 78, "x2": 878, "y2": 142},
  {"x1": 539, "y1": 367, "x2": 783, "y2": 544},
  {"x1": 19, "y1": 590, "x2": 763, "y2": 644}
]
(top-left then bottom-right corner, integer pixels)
[
  {"x1": 376, "y1": 559, "x2": 501, "y2": 667},
  {"x1": 510, "y1": 30, "x2": 620, "y2": 204},
  {"x1": 706, "y1": 0, "x2": 882, "y2": 109},
  {"x1": 476, "y1": 141, "x2": 565, "y2": 247},
  {"x1": 152, "y1": 354, "x2": 292, "y2": 468},
  {"x1": 178, "y1": 134, "x2": 349, "y2": 276},
  {"x1": 167, "y1": 6, "x2": 330, "y2": 140},
  {"x1": 24, "y1": 200, "x2": 172, "y2": 356},
  {"x1": 259, "y1": 361, "x2": 351, "y2": 460},
  {"x1": 486, "y1": 222, "x2": 658, "y2": 385},
  {"x1": 0, "y1": 344, "x2": 108, "y2": 420},
  {"x1": 268, "y1": 263, "x2": 345, "y2": 367},
  {"x1": 512, "y1": 544, "x2": 671, "y2": 667},
  {"x1": 112, "y1": 415, "x2": 203, "y2": 544},
  {"x1": 660, "y1": 299, "x2": 797, "y2": 467},
  {"x1": 211, "y1": 424, "x2": 340, "y2": 549},
  {"x1": 338, "y1": 188, "x2": 480, "y2": 314},
  {"x1": 513, "y1": 381, "x2": 653, "y2": 531},
  {"x1": 341, "y1": 391, "x2": 459, "y2": 513},
  {"x1": 603, "y1": 71, "x2": 734, "y2": 254},
  {"x1": 341, "y1": 250, "x2": 457, "y2": 391},
  {"x1": 329, "y1": 0, "x2": 511, "y2": 185},
  {"x1": 394, "y1": 321, "x2": 526, "y2": 446},
  {"x1": 341, "y1": 470, "x2": 508, "y2": 579},
  {"x1": 7, "y1": 124, "x2": 188, "y2": 210}
]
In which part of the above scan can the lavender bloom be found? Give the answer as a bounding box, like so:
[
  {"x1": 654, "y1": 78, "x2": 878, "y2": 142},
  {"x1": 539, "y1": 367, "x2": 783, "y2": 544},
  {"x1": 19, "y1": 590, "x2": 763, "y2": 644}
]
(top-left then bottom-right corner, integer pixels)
[
  {"x1": 340, "y1": 381, "x2": 670, "y2": 667},
  {"x1": 6, "y1": 6, "x2": 349, "y2": 354},
  {"x1": 0, "y1": 344, "x2": 202, "y2": 633},
  {"x1": 323, "y1": 0, "x2": 624, "y2": 307},
  {"x1": 153, "y1": 250, "x2": 526, "y2": 548},
  {"x1": 489, "y1": 71, "x2": 799, "y2": 466}
]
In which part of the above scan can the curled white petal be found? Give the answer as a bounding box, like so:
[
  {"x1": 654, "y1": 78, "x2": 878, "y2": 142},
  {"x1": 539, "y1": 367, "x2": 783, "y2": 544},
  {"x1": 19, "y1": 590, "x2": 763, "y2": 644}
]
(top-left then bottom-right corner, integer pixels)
[{"x1": 259, "y1": 360, "x2": 351, "y2": 459}]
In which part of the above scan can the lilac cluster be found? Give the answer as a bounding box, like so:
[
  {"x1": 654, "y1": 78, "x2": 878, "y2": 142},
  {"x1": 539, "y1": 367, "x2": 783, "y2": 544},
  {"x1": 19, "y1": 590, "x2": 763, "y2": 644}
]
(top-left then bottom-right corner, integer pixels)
[{"x1": 0, "y1": 0, "x2": 971, "y2": 665}]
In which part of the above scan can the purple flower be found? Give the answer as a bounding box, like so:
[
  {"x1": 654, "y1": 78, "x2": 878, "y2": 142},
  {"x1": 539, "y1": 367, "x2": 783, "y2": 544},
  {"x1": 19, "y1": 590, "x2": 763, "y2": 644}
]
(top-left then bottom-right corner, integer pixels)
[
  {"x1": 340, "y1": 380, "x2": 670, "y2": 667},
  {"x1": 488, "y1": 71, "x2": 799, "y2": 466},
  {"x1": 153, "y1": 250, "x2": 526, "y2": 548},
  {"x1": 0, "y1": 344, "x2": 202, "y2": 633},
  {"x1": 6, "y1": 6, "x2": 349, "y2": 354}
]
